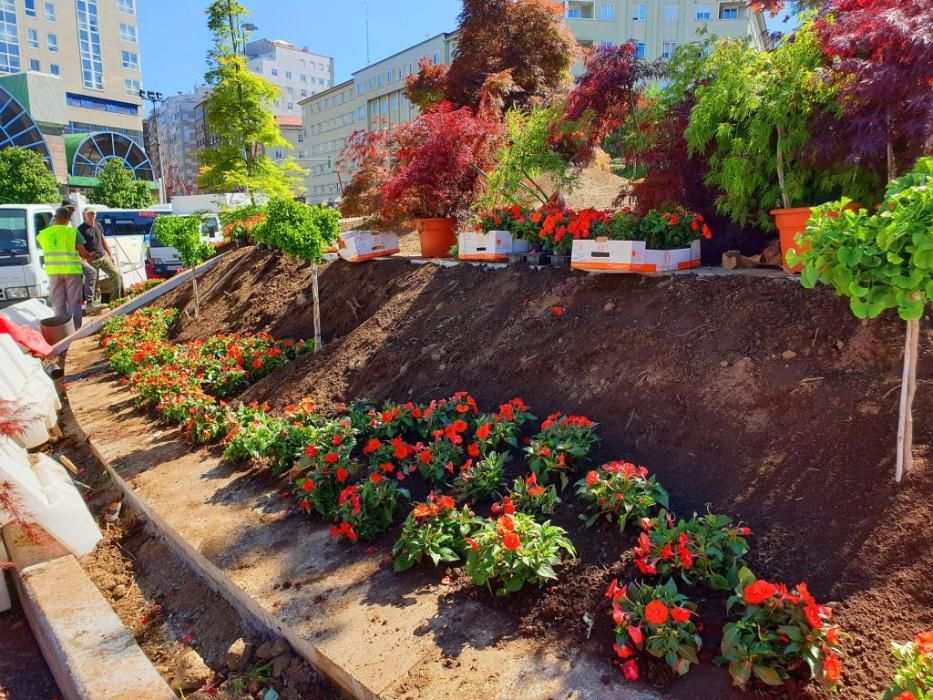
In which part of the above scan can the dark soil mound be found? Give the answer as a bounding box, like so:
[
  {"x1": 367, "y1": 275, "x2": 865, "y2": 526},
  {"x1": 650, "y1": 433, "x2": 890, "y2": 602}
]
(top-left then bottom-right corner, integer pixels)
[{"x1": 162, "y1": 247, "x2": 933, "y2": 698}]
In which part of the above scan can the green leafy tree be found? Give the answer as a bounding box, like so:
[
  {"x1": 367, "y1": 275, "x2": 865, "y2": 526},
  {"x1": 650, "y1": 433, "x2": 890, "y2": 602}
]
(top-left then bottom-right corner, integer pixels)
[
  {"x1": 89, "y1": 160, "x2": 155, "y2": 209},
  {"x1": 685, "y1": 26, "x2": 841, "y2": 230},
  {"x1": 199, "y1": 1, "x2": 305, "y2": 200},
  {"x1": 0, "y1": 148, "x2": 60, "y2": 204},
  {"x1": 793, "y1": 157, "x2": 933, "y2": 481},
  {"x1": 254, "y1": 198, "x2": 339, "y2": 349},
  {"x1": 478, "y1": 104, "x2": 575, "y2": 210},
  {"x1": 151, "y1": 215, "x2": 213, "y2": 317}
]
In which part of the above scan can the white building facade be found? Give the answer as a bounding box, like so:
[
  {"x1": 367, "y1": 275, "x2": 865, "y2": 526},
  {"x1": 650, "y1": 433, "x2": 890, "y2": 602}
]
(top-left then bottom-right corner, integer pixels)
[
  {"x1": 143, "y1": 86, "x2": 211, "y2": 198},
  {"x1": 246, "y1": 39, "x2": 334, "y2": 118}
]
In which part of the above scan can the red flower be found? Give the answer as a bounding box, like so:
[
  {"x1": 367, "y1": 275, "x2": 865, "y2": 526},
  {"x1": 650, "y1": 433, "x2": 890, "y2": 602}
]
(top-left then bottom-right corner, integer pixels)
[
  {"x1": 645, "y1": 600, "x2": 669, "y2": 625},
  {"x1": 465, "y1": 537, "x2": 479, "y2": 551},
  {"x1": 633, "y1": 558, "x2": 657, "y2": 575},
  {"x1": 585, "y1": 470, "x2": 600, "y2": 487},
  {"x1": 743, "y1": 580, "x2": 778, "y2": 605},
  {"x1": 324, "y1": 452, "x2": 339, "y2": 464},
  {"x1": 475, "y1": 422, "x2": 492, "y2": 440},
  {"x1": 467, "y1": 443, "x2": 480, "y2": 458},
  {"x1": 332, "y1": 434, "x2": 343, "y2": 446},
  {"x1": 627, "y1": 625, "x2": 644, "y2": 646},
  {"x1": 613, "y1": 643, "x2": 633, "y2": 659},
  {"x1": 336, "y1": 467, "x2": 349, "y2": 483},
  {"x1": 490, "y1": 502, "x2": 502, "y2": 515},
  {"x1": 502, "y1": 531, "x2": 521, "y2": 551},
  {"x1": 660, "y1": 543, "x2": 673, "y2": 561},
  {"x1": 825, "y1": 626, "x2": 840, "y2": 645},
  {"x1": 298, "y1": 500, "x2": 311, "y2": 512},
  {"x1": 892, "y1": 692, "x2": 916, "y2": 700},
  {"x1": 605, "y1": 579, "x2": 619, "y2": 600},
  {"x1": 738, "y1": 527, "x2": 752, "y2": 536},
  {"x1": 302, "y1": 479, "x2": 315, "y2": 492},
  {"x1": 621, "y1": 659, "x2": 639, "y2": 681},
  {"x1": 822, "y1": 652, "x2": 841, "y2": 684},
  {"x1": 370, "y1": 473, "x2": 384, "y2": 485},
  {"x1": 671, "y1": 607, "x2": 692, "y2": 624},
  {"x1": 804, "y1": 604, "x2": 822, "y2": 630},
  {"x1": 678, "y1": 545, "x2": 694, "y2": 570},
  {"x1": 612, "y1": 607, "x2": 627, "y2": 626},
  {"x1": 915, "y1": 631, "x2": 933, "y2": 654},
  {"x1": 304, "y1": 445, "x2": 318, "y2": 459},
  {"x1": 252, "y1": 359, "x2": 262, "y2": 369},
  {"x1": 498, "y1": 515, "x2": 515, "y2": 532},
  {"x1": 419, "y1": 449, "x2": 433, "y2": 465},
  {"x1": 552, "y1": 306, "x2": 565, "y2": 317},
  {"x1": 363, "y1": 438, "x2": 381, "y2": 455}
]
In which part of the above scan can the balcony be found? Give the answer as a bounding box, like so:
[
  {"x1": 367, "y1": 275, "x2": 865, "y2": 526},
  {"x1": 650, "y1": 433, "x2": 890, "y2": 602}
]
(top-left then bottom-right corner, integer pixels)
[
  {"x1": 565, "y1": 0, "x2": 596, "y2": 19},
  {"x1": 718, "y1": 3, "x2": 751, "y2": 19}
]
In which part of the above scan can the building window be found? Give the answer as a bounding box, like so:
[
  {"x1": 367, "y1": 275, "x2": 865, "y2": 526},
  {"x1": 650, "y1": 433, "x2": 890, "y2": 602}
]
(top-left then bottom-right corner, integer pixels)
[
  {"x1": 662, "y1": 41, "x2": 677, "y2": 58},
  {"x1": 387, "y1": 70, "x2": 393, "y2": 83},
  {"x1": 696, "y1": 4, "x2": 712, "y2": 20},
  {"x1": 566, "y1": 5, "x2": 582, "y2": 17},
  {"x1": 44, "y1": 2, "x2": 55, "y2": 21},
  {"x1": 358, "y1": 106, "x2": 365, "y2": 120},
  {"x1": 720, "y1": 4, "x2": 738, "y2": 19},
  {"x1": 300, "y1": 73, "x2": 306, "y2": 82},
  {"x1": 285, "y1": 70, "x2": 292, "y2": 79},
  {"x1": 599, "y1": 3, "x2": 615, "y2": 20},
  {"x1": 300, "y1": 89, "x2": 307, "y2": 97},
  {"x1": 634, "y1": 42, "x2": 646, "y2": 58},
  {"x1": 66, "y1": 92, "x2": 139, "y2": 115},
  {"x1": 287, "y1": 102, "x2": 293, "y2": 110},
  {"x1": 433, "y1": 53, "x2": 439, "y2": 64},
  {"x1": 121, "y1": 50, "x2": 138, "y2": 70},
  {"x1": 29, "y1": 58, "x2": 40, "y2": 71},
  {"x1": 600, "y1": 40, "x2": 614, "y2": 48},
  {"x1": 318, "y1": 77, "x2": 324, "y2": 85},
  {"x1": 76, "y1": 1, "x2": 104, "y2": 89},
  {"x1": 119, "y1": 22, "x2": 137, "y2": 43},
  {"x1": 117, "y1": 0, "x2": 135, "y2": 14},
  {"x1": 46, "y1": 32, "x2": 58, "y2": 52},
  {"x1": 286, "y1": 86, "x2": 294, "y2": 96},
  {"x1": 27, "y1": 29, "x2": 39, "y2": 49},
  {"x1": 633, "y1": 3, "x2": 647, "y2": 20},
  {"x1": 24, "y1": 0, "x2": 37, "y2": 16},
  {"x1": 271, "y1": 67, "x2": 278, "y2": 76},
  {"x1": 49, "y1": 62, "x2": 59, "y2": 75},
  {"x1": 124, "y1": 78, "x2": 140, "y2": 96},
  {"x1": 665, "y1": 4, "x2": 679, "y2": 20},
  {"x1": 377, "y1": 75, "x2": 383, "y2": 87},
  {"x1": 274, "y1": 149, "x2": 284, "y2": 160}
]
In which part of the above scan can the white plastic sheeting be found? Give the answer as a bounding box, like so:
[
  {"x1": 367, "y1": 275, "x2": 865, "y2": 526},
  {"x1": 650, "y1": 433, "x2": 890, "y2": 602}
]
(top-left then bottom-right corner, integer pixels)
[
  {"x1": 0, "y1": 334, "x2": 60, "y2": 448},
  {"x1": 0, "y1": 298, "x2": 54, "y2": 332},
  {"x1": 0, "y1": 437, "x2": 101, "y2": 558}
]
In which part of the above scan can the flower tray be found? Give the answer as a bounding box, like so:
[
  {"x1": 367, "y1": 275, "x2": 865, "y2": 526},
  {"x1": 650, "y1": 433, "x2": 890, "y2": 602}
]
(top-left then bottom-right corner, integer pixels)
[
  {"x1": 571, "y1": 238, "x2": 701, "y2": 274},
  {"x1": 458, "y1": 231, "x2": 530, "y2": 262},
  {"x1": 338, "y1": 231, "x2": 401, "y2": 263}
]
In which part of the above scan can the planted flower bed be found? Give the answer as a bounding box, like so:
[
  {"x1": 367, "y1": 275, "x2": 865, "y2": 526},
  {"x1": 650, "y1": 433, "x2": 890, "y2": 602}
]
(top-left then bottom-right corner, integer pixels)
[{"x1": 95, "y1": 306, "x2": 863, "y2": 695}]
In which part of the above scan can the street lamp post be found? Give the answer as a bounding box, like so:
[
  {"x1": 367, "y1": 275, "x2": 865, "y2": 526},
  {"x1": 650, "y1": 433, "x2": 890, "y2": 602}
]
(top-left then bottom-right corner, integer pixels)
[{"x1": 139, "y1": 90, "x2": 167, "y2": 203}]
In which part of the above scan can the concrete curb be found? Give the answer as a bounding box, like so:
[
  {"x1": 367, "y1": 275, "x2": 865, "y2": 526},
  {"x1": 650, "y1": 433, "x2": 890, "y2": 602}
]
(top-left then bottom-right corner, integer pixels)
[
  {"x1": 75, "y1": 424, "x2": 377, "y2": 700},
  {"x1": 1, "y1": 524, "x2": 175, "y2": 700}
]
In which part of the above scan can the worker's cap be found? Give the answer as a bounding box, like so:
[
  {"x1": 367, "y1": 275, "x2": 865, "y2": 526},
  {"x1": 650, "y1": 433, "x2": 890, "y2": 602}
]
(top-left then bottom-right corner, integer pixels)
[{"x1": 54, "y1": 207, "x2": 74, "y2": 219}]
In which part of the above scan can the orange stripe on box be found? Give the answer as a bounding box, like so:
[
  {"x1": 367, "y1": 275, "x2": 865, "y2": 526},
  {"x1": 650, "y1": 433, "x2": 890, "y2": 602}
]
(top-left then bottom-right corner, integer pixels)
[
  {"x1": 347, "y1": 248, "x2": 400, "y2": 263},
  {"x1": 459, "y1": 254, "x2": 508, "y2": 261},
  {"x1": 571, "y1": 262, "x2": 658, "y2": 272},
  {"x1": 677, "y1": 260, "x2": 702, "y2": 270}
]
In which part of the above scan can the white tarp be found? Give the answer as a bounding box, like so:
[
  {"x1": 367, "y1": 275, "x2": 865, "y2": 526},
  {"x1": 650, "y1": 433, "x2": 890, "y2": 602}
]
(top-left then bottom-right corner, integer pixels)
[
  {"x1": 0, "y1": 298, "x2": 54, "y2": 332},
  {"x1": 0, "y1": 437, "x2": 101, "y2": 558},
  {"x1": 0, "y1": 334, "x2": 60, "y2": 448}
]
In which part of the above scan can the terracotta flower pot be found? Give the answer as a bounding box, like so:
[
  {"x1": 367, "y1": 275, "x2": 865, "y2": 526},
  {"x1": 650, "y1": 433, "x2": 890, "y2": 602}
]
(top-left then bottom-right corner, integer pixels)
[
  {"x1": 772, "y1": 204, "x2": 861, "y2": 274},
  {"x1": 416, "y1": 218, "x2": 458, "y2": 258}
]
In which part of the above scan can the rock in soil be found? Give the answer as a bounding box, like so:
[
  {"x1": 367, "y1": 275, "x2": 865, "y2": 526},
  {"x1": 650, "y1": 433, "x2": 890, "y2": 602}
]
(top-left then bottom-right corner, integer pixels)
[
  {"x1": 268, "y1": 638, "x2": 290, "y2": 658},
  {"x1": 271, "y1": 653, "x2": 292, "y2": 679},
  {"x1": 173, "y1": 648, "x2": 213, "y2": 691},
  {"x1": 226, "y1": 638, "x2": 253, "y2": 671}
]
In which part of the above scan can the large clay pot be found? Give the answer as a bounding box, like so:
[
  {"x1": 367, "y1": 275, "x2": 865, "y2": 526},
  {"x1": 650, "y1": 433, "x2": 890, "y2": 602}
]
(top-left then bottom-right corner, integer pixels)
[
  {"x1": 416, "y1": 218, "x2": 457, "y2": 258},
  {"x1": 772, "y1": 203, "x2": 860, "y2": 274}
]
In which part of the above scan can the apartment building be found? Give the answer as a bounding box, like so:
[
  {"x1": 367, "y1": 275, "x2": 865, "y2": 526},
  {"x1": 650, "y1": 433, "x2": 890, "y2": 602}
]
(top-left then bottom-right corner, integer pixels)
[
  {"x1": 246, "y1": 39, "x2": 334, "y2": 118},
  {"x1": 562, "y1": 0, "x2": 769, "y2": 58},
  {"x1": 0, "y1": 0, "x2": 152, "y2": 188},
  {"x1": 143, "y1": 87, "x2": 211, "y2": 198},
  {"x1": 300, "y1": 32, "x2": 458, "y2": 205}
]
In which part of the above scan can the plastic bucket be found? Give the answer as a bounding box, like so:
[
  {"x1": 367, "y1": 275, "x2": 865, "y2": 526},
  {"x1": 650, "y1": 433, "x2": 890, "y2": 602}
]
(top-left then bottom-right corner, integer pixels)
[
  {"x1": 39, "y1": 315, "x2": 75, "y2": 345},
  {"x1": 416, "y1": 218, "x2": 458, "y2": 258}
]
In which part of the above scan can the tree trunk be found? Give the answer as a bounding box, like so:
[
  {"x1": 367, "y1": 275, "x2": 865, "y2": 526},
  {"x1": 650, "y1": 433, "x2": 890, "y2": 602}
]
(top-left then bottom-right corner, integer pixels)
[
  {"x1": 776, "y1": 125, "x2": 791, "y2": 209},
  {"x1": 311, "y1": 263, "x2": 322, "y2": 353},
  {"x1": 895, "y1": 318, "x2": 920, "y2": 482},
  {"x1": 192, "y1": 274, "x2": 200, "y2": 319}
]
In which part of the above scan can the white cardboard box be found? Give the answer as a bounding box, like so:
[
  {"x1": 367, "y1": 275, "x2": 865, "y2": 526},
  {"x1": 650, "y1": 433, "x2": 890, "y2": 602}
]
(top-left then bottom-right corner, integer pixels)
[
  {"x1": 338, "y1": 230, "x2": 400, "y2": 263},
  {"x1": 571, "y1": 238, "x2": 701, "y2": 273},
  {"x1": 458, "y1": 231, "x2": 530, "y2": 262}
]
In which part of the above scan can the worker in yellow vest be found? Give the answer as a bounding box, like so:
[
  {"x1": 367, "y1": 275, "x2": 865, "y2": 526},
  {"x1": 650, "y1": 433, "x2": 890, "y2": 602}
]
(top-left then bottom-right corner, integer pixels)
[{"x1": 37, "y1": 207, "x2": 93, "y2": 330}]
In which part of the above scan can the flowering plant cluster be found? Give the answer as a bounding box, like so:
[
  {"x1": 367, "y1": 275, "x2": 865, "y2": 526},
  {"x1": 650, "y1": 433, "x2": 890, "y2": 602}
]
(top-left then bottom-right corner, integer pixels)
[
  {"x1": 464, "y1": 512, "x2": 576, "y2": 596},
  {"x1": 473, "y1": 204, "x2": 536, "y2": 239},
  {"x1": 526, "y1": 413, "x2": 599, "y2": 490},
  {"x1": 607, "y1": 579, "x2": 702, "y2": 680},
  {"x1": 506, "y1": 473, "x2": 560, "y2": 521},
  {"x1": 632, "y1": 511, "x2": 750, "y2": 591},
  {"x1": 330, "y1": 474, "x2": 409, "y2": 543},
  {"x1": 882, "y1": 631, "x2": 932, "y2": 700},
  {"x1": 719, "y1": 567, "x2": 843, "y2": 692},
  {"x1": 454, "y1": 451, "x2": 509, "y2": 502},
  {"x1": 392, "y1": 493, "x2": 475, "y2": 572},
  {"x1": 107, "y1": 279, "x2": 163, "y2": 309},
  {"x1": 576, "y1": 461, "x2": 669, "y2": 531}
]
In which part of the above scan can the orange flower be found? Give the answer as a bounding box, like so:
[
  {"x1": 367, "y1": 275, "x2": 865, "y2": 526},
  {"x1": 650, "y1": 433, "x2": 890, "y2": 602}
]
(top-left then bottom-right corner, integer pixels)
[
  {"x1": 743, "y1": 580, "x2": 778, "y2": 605},
  {"x1": 475, "y1": 422, "x2": 492, "y2": 440},
  {"x1": 671, "y1": 607, "x2": 691, "y2": 623},
  {"x1": 915, "y1": 631, "x2": 933, "y2": 654},
  {"x1": 822, "y1": 652, "x2": 841, "y2": 684},
  {"x1": 465, "y1": 536, "x2": 479, "y2": 551},
  {"x1": 502, "y1": 531, "x2": 521, "y2": 551},
  {"x1": 645, "y1": 600, "x2": 669, "y2": 625}
]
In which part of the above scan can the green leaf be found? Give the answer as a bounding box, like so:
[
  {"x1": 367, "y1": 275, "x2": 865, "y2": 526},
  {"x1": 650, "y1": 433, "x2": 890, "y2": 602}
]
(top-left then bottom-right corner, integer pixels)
[
  {"x1": 729, "y1": 660, "x2": 752, "y2": 688},
  {"x1": 753, "y1": 665, "x2": 784, "y2": 686},
  {"x1": 679, "y1": 644, "x2": 699, "y2": 665}
]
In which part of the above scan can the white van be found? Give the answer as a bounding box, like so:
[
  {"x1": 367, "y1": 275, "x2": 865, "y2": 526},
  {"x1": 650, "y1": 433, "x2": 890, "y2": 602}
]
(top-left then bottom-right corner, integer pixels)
[{"x1": 0, "y1": 204, "x2": 55, "y2": 304}]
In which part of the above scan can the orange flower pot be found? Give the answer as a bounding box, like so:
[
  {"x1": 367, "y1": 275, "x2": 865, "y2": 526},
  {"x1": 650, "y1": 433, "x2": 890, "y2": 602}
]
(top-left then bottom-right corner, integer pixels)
[
  {"x1": 416, "y1": 218, "x2": 458, "y2": 258},
  {"x1": 772, "y1": 204, "x2": 861, "y2": 274}
]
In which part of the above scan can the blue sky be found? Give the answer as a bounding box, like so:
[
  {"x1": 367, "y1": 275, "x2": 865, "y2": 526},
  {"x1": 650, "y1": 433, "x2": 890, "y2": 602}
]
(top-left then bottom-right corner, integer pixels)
[
  {"x1": 138, "y1": 0, "x2": 462, "y2": 103},
  {"x1": 139, "y1": 1, "x2": 794, "y2": 109}
]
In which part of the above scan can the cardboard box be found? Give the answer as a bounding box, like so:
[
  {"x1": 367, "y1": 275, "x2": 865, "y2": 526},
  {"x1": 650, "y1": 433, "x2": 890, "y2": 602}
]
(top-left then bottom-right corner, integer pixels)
[
  {"x1": 458, "y1": 231, "x2": 530, "y2": 262},
  {"x1": 571, "y1": 238, "x2": 701, "y2": 273},
  {"x1": 338, "y1": 230, "x2": 400, "y2": 263}
]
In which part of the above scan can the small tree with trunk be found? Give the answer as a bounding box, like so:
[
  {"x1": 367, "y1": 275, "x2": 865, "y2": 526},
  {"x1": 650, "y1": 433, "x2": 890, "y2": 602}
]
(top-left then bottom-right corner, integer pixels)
[
  {"x1": 151, "y1": 215, "x2": 213, "y2": 317},
  {"x1": 0, "y1": 147, "x2": 60, "y2": 205},
  {"x1": 253, "y1": 199, "x2": 339, "y2": 350},
  {"x1": 791, "y1": 157, "x2": 932, "y2": 482}
]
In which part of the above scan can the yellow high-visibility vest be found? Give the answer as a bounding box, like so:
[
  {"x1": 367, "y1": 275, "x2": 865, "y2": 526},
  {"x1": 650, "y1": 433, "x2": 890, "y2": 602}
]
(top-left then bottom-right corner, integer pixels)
[{"x1": 37, "y1": 224, "x2": 82, "y2": 276}]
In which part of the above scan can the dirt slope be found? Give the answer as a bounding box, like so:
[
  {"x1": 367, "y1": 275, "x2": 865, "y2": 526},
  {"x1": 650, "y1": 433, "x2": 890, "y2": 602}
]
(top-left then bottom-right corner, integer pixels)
[{"x1": 160, "y1": 247, "x2": 932, "y2": 697}]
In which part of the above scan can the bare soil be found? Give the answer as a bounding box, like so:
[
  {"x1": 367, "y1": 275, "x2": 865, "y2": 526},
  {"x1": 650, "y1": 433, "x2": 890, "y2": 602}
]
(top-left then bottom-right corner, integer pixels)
[
  {"x1": 157, "y1": 246, "x2": 933, "y2": 698},
  {"x1": 0, "y1": 595, "x2": 60, "y2": 700}
]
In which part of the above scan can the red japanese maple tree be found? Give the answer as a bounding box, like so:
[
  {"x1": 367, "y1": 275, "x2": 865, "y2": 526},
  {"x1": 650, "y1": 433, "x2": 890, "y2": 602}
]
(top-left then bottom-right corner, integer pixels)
[
  {"x1": 404, "y1": 57, "x2": 449, "y2": 111},
  {"x1": 814, "y1": 0, "x2": 933, "y2": 179}
]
